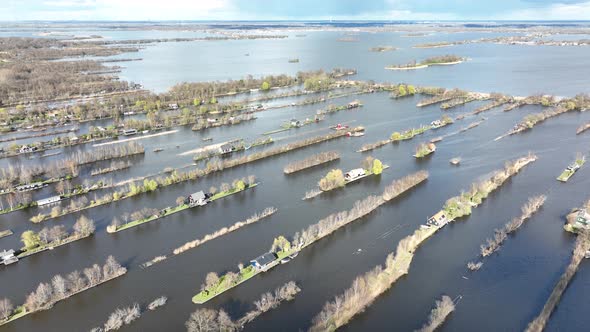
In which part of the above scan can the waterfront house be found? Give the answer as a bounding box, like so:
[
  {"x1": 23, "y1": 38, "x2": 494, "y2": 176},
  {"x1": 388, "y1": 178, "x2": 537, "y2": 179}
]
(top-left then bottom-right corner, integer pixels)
[
  {"x1": 37, "y1": 195, "x2": 63, "y2": 206},
  {"x1": 0, "y1": 249, "x2": 18, "y2": 265},
  {"x1": 575, "y1": 209, "x2": 590, "y2": 228},
  {"x1": 187, "y1": 191, "x2": 207, "y2": 207},
  {"x1": 15, "y1": 182, "x2": 46, "y2": 192},
  {"x1": 168, "y1": 103, "x2": 179, "y2": 110},
  {"x1": 219, "y1": 142, "x2": 241, "y2": 155},
  {"x1": 123, "y1": 128, "x2": 138, "y2": 136},
  {"x1": 348, "y1": 101, "x2": 361, "y2": 108},
  {"x1": 427, "y1": 210, "x2": 449, "y2": 227},
  {"x1": 250, "y1": 252, "x2": 278, "y2": 271},
  {"x1": 344, "y1": 168, "x2": 366, "y2": 181},
  {"x1": 19, "y1": 145, "x2": 37, "y2": 154},
  {"x1": 290, "y1": 119, "x2": 302, "y2": 127}
]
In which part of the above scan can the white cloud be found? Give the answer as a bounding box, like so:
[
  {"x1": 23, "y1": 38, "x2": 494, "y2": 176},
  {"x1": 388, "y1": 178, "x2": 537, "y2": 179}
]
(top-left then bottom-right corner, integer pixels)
[
  {"x1": 495, "y1": 1, "x2": 590, "y2": 20},
  {"x1": 43, "y1": 0, "x2": 97, "y2": 7}
]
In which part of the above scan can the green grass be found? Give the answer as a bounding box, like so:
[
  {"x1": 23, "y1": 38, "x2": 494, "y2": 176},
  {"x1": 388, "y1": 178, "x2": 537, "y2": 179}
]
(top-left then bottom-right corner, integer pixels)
[
  {"x1": 0, "y1": 307, "x2": 29, "y2": 327},
  {"x1": 111, "y1": 183, "x2": 259, "y2": 233},
  {"x1": 17, "y1": 234, "x2": 88, "y2": 258},
  {"x1": 557, "y1": 158, "x2": 585, "y2": 182},
  {"x1": 192, "y1": 247, "x2": 293, "y2": 304}
]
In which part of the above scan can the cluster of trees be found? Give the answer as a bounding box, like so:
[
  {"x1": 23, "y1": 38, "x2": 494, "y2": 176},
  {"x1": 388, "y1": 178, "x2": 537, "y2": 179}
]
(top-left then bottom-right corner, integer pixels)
[
  {"x1": 93, "y1": 304, "x2": 141, "y2": 332},
  {"x1": 358, "y1": 139, "x2": 390, "y2": 153},
  {"x1": 480, "y1": 195, "x2": 546, "y2": 257},
  {"x1": 443, "y1": 154, "x2": 538, "y2": 220},
  {"x1": 391, "y1": 84, "x2": 417, "y2": 98},
  {"x1": 0, "y1": 256, "x2": 126, "y2": 322},
  {"x1": 283, "y1": 151, "x2": 340, "y2": 174},
  {"x1": 416, "y1": 296, "x2": 456, "y2": 332},
  {"x1": 421, "y1": 55, "x2": 464, "y2": 65},
  {"x1": 294, "y1": 171, "x2": 428, "y2": 249},
  {"x1": 526, "y1": 232, "x2": 590, "y2": 332},
  {"x1": 416, "y1": 88, "x2": 469, "y2": 107},
  {"x1": 473, "y1": 94, "x2": 512, "y2": 114},
  {"x1": 38, "y1": 129, "x2": 358, "y2": 222},
  {"x1": 186, "y1": 281, "x2": 300, "y2": 332},
  {"x1": 0, "y1": 60, "x2": 131, "y2": 106},
  {"x1": 0, "y1": 159, "x2": 77, "y2": 191},
  {"x1": 391, "y1": 125, "x2": 430, "y2": 142},
  {"x1": 440, "y1": 95, "x2": 477, "y2": 110},
  {"x1": 507, "y1": 95, "x2": 590, "y2": 136},
  {"x1": 576, "y1": 122, "x2": 590, "y2": 135},
  {"x1": 173, "y1": 207, "x2": 277, "y2": 255},
  {"x1": 414, "y1": 143, "x2": 436, "y2": 158},
  {"x1": 318, "y1": 169, "x2": 346, "y2": 191},
  {"x1": 91, "y1": 160, "x2": 132, "y2": 176},
  {"x1": 192, "y1": 113, "x2": 255, "y2": 131}
]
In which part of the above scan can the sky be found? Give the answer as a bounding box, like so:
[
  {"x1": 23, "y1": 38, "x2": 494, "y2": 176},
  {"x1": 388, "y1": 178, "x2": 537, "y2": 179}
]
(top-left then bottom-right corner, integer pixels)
[{"x1": 2, "y1": 0, "x2": 590, "y2": 21}]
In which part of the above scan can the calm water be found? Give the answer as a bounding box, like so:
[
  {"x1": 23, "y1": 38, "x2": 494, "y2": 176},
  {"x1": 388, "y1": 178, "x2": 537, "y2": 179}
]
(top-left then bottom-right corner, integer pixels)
[{"x1": 1, "y1": 26, "x2": 590, "y2": 332}]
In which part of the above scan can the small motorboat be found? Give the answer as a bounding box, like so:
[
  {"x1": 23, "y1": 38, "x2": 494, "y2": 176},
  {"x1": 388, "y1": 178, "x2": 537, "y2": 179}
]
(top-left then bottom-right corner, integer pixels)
[
  {"x1": 202, "y1": 137, "x2": 213, "y2": 142},
  {"x1": 153, "y1": 148, "x2": 164, "y2": 152},
  {"x1": 331, "y1": 123, "x2": 349, "y2": 131},
  {"x1": 347, "y1": 131, "x2": 365, "y2": 137}
]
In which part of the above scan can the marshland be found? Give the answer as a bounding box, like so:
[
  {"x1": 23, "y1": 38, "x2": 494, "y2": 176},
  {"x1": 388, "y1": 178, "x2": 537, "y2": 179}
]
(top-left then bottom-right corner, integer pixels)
[{"x1": 1, "y1": 21, "x2": 590, "y2": 332}]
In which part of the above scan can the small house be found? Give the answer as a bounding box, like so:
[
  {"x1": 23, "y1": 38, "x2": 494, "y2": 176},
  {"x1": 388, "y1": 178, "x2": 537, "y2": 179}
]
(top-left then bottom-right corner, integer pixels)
[
  {"x1": 168, "y1": 103, "x2": 179, "y2": 110},
  {"x1": 431, "y1": 120, "x2": 443, "y2": 128},
  {"x1": 37, "y1": 195, "x2": 63, "y2": 206},
  {"x1": 576, "y1": 209, "x2": 590, "y2": 226},
  {"x1": 219, "y1": 142, "x2": 240, "y2": 155},
  {"x1": 187, "y1": 191, "x2": 207, "y2": 207},
  {"x1": 250, "y1": 252, "x2": 278, "y2": 271},
  {"x1": 19, "y1": 145, "x2": 37, "y2": 154},
  {"x1": 347, "y1": 101, "x2": 361, "y2": 108},
  {"x1": 0, "y1": 249, "x2": 18, "y2": 265},
  {"x1": 427, "y1": 210, "x2": 449, "y2": 227},
  {"x1": 345, "y1": 168, "x2": 366, "y2": 181}
]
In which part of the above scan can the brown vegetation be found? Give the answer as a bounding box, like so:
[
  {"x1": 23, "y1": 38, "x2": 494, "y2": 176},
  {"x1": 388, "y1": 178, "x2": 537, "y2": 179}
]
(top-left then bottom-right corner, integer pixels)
[
  {"x1": 480, "y1": 195, "x2": 546, "y2": 257},
  {"x1": 284, "y1": 151, "x2": 340, "y2": 174},
  {"x1": 415, "y1": 295, "x2": 456, "y2": 332},
  {"x1": 173, "y1": 207, "x2": 277, "y2": 255},
  {"x1": 186, "y1": 281, "x2": 300, "y2": 332},
  {"x1": 526, "y1": 233, "x2": 590, "y2": 332}
]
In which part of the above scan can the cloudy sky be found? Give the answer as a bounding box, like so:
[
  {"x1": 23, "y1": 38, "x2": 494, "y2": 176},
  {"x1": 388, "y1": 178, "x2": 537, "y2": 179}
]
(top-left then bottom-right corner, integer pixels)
[{"x1": 2, "y1": 0, "x2": 590, "y2": 21}]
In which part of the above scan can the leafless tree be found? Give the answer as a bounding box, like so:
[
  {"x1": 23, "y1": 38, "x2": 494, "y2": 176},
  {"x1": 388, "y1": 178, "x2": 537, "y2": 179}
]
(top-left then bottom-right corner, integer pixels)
[
  {"x1": 73, "y1": 215, "x2": 95, "y2": 236},
  {"x1": 0, "y1": 298, "x2": 13, "y2": 320},
  {"x1": 51, "y1": 274, "x2": 68, "y2": 300},
  {"x1": 84, "y1": 264, "x2": 102, "y2": 286}
]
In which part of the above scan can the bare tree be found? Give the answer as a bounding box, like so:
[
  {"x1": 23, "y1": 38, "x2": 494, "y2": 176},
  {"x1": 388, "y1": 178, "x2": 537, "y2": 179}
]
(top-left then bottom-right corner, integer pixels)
[
  {"x1": 186, "y1": 308, "x2": 219, "y2": 332},
  {"x1": 73, "y1": 215, "x2": 95, "y2": 236},
  {"x1": 67, "y1": 270, "x2": 86, "y2": 292},
  {"x1": 0, "y1": 298, "x2": 13, "y2": 320},
  {"x1": 51, "y1": 274, "x2": 68, "y2": 300},
  {"x1": 84, "y1": 264, "x2": 102, "y2": 286},
  {"x1": 103, "y1": 255, "x2": 123, "y2": 279}
]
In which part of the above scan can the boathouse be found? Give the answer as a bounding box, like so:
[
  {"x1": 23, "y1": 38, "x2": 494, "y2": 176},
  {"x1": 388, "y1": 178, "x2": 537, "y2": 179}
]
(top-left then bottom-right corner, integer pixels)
[{"x1": 0, "y1": 249, "x2": 18, "y2": 265}]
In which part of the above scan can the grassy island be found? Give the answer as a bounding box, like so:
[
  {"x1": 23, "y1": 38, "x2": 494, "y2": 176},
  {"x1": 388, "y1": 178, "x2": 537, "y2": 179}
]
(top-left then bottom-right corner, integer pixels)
[
  {"x1": 107, "y1": 178, "x2": 258, "y2": 233},
  {"x1": 318, "y1": 157, "x2": 386, "y2": 192},
  {"x1": 0, "y1": 256, "x2": 126, "y2": 327},
  {"x1": 557, "y1": 155, "x2": 585, "y2": 182},
  {"x1": 370, "y1": 46, "x2": 395, "y2": 52},
  {"x1": 414, "y1": 143, "x2": 436, "y2": 158},
  {"x1": 386, "y1": 55, "x2": 465, "y2": 70},
  {"x1": 18, "y1": 216, "x2": 95, "y2": 260}
]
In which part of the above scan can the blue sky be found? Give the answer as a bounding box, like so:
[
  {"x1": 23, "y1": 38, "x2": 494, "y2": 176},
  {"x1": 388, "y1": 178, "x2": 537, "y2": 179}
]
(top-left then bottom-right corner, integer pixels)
[{"x1": 2, "y1": 0, "x2": 590, "y2": 21}]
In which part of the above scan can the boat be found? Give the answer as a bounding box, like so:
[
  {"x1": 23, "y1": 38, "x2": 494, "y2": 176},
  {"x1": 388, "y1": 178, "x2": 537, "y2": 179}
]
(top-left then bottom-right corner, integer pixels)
[
  {"x1": 153, "y1": 148, "x2": 164, "y2": 152},
  {"x1": 142, "y1": 130, "x2": 149, "y2": 134},
  {"x1": 331, "y1": 123, "x2": 349, "y2": 130},
  {"x1": 280, "y1": 251, "x2": 299, "y2": 264},
  {"x1": 450, "y1": 157, "x2": 461, "y2": 165},
  {"x1": 346, "y1": 131, "x2": 365, "y2": 137},
  {"x1": 202, "y1": 137, "x2": 213, "y2": 142}
]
